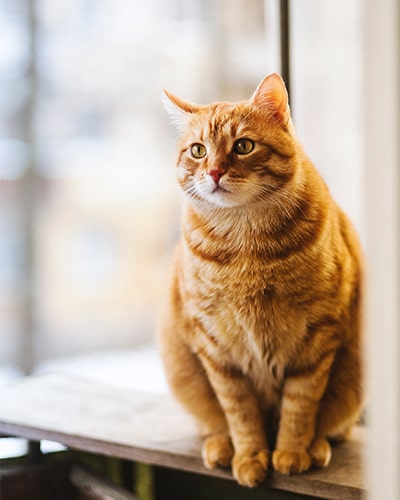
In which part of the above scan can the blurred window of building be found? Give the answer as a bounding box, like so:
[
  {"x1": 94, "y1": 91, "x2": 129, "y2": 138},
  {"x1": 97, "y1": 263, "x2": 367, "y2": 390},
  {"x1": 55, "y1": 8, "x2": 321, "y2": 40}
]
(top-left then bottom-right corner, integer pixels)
[{"x1": 73, "y1": 224, "x2": 117, "y2": 292}]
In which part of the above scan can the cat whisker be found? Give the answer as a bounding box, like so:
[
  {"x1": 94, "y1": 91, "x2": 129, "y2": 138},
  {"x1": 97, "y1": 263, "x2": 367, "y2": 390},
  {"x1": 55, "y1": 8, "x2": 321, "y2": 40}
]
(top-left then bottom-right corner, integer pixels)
[{"x1": 184, "y1": 183, "x2": 200, "y2": 198}]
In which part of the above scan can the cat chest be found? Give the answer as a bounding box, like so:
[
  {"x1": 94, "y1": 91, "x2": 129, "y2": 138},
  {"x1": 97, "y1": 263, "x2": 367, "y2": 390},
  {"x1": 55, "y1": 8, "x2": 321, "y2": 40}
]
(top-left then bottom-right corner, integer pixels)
[
  {"x1": 196, "y1": 298, "x2": 293, "y2": 409},
  {"x1": 182, "y1": 253, "x2": 303, "y2": 405},
  {"x1": 188, "y1": 266, "x2": 299, "y2": 359},
  {"x1": 221, "y1": 328, "x2": 286, "y2": 411}
]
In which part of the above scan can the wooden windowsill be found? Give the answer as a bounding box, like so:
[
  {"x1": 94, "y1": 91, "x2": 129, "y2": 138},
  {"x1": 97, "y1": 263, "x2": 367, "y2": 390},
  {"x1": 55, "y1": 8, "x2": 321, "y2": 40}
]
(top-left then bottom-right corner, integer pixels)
[{"x1": 0, "y1": 373, "x2": 365, "y2": 499}]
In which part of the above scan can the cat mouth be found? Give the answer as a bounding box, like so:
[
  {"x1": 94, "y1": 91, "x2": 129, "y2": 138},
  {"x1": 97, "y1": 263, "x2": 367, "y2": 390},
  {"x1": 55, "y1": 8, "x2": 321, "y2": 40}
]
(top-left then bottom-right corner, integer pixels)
[{"x1": 212, "y1": 185, "x2": 231, "y2": 194}]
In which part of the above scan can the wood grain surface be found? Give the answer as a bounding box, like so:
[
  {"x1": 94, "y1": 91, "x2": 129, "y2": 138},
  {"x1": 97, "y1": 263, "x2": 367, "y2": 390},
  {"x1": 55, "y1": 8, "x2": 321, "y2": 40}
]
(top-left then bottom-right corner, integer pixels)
[{"x1": 0, "y1": 373, "x2": 365, "y2": 499}]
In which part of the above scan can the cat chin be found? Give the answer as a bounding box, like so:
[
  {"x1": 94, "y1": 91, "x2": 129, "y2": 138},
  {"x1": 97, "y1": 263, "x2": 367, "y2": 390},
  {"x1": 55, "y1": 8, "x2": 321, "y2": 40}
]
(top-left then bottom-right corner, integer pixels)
[
  {"x1": 185, "y1": 181, "x2": 257, "y2": 209},
  {"x1": 194, "y1": 191, "x2": 252, "y2": 209}
]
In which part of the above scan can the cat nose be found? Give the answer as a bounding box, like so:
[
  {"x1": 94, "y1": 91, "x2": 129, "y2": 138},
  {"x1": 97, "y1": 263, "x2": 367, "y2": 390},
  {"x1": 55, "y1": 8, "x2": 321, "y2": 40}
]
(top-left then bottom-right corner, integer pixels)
[{"x1": 208, "y1": 167, "x2": 226, "y2": 184}]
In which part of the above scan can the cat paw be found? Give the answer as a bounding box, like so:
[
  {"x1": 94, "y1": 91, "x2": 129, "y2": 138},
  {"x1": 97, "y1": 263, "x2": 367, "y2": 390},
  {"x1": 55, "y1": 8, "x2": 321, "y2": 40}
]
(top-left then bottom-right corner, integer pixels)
[
  {"x1": 308, "y1": 438, "x2": 332, "y2": 468},
  {"x1": 202, "y1": 434, "x2": 234, "y2": 469},
  {"x1": 232, "y1": 449, "x2": 269, "y2": 487},
  {"x1": 272, "y1": 449, "x2": 311, "y2": 475}
]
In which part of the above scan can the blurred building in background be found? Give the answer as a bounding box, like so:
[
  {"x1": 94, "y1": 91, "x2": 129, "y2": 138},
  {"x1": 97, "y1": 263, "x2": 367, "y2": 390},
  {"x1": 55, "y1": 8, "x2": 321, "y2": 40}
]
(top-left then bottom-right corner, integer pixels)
[{"x1": 0, "y1": 0, "x2": 362, "y2": 373}]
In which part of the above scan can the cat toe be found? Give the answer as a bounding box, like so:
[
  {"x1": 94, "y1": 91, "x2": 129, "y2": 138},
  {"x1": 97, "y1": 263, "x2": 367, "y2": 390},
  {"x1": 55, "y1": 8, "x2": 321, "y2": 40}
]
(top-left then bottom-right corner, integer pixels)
[
  {"x1": 272, "y1": 449, "x2": 311, "y2": 475},
  {"x1": 232, "y1": 449, "x2": 269, "y2": 487},
  {"x1": 202, "y1": 434, "x2": 234, "y2": 469},
  {"x1": 309, "y1": 438, "x2": 332, "y2": 468}
]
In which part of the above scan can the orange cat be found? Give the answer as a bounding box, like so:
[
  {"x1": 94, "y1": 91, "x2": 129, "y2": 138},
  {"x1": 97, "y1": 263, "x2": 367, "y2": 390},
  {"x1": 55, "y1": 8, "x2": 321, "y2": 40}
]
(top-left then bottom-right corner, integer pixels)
[{"x1": 158, "y1": 73, "x2": 364, "y2": 487}]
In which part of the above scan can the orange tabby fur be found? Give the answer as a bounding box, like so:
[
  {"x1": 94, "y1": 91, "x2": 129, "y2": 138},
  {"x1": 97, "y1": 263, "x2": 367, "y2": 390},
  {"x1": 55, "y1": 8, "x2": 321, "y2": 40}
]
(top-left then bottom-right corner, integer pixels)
[{"x1": 158, "y1": 74, "x2": 363, "y2": 487}]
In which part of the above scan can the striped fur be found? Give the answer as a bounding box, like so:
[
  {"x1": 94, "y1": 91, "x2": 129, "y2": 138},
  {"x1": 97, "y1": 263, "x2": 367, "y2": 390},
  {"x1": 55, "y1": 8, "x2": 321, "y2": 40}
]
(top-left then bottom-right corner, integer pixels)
[{"x1": 158, "y1": 74, "x2": 364, "y2": 487}]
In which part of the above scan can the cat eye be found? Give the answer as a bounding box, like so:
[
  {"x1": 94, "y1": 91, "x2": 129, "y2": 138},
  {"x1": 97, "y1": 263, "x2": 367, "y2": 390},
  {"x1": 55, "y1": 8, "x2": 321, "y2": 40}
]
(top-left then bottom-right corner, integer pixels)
[
  {"x1": 191, "y1": 143, "x2": 207, "y2": 158},
  {"x1": 233, "y1": 138, "x2": 254, "y2": 155}
]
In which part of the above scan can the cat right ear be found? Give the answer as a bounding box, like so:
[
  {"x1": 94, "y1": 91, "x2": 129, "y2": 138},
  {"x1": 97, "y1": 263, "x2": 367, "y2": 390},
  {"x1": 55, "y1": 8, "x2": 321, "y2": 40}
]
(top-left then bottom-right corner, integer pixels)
[
  {"x1": 162, "y1": 90, "x2": 203, "y2": 131},
  {"x1": 250, "y1": 73, "x2": 291, "y2": 125}
]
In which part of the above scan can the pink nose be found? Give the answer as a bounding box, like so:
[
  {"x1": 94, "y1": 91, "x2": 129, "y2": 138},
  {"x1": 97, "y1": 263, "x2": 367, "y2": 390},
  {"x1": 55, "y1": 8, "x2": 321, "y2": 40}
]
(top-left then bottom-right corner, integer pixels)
[{"x1": 208, "y1": 168, "x2": 226, "y2": 184}]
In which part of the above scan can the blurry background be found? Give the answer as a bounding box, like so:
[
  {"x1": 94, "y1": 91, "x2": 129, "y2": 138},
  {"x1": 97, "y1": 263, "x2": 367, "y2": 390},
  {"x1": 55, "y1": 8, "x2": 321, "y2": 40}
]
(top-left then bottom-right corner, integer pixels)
[{"x1": 0, "y1": 0, "x2": 363, "y2": 377}]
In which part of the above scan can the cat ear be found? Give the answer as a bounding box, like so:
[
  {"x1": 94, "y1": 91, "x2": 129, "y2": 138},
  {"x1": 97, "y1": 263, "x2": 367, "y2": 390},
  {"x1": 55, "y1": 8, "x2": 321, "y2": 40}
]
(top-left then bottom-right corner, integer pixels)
[
  {"x1": 162, "y1": 89, "x2": 204, "y2": 131},
  {"x1": 250, "y1": 73, "x2": 290, "y2": 125}
]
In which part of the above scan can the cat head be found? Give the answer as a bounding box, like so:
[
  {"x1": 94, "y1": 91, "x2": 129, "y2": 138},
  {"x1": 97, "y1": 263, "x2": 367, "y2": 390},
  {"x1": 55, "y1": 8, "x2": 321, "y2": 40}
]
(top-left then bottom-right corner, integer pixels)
[{"x1": 163, "y1": 73, "x2": 298, "y2": 209}]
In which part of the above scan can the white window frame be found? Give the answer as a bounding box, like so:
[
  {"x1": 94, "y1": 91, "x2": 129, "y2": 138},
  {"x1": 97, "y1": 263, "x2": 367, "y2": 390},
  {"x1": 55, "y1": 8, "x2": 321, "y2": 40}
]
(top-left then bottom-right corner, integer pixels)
[{"x1": 364, "y1": 0, "x2": 400, "y2": 499}]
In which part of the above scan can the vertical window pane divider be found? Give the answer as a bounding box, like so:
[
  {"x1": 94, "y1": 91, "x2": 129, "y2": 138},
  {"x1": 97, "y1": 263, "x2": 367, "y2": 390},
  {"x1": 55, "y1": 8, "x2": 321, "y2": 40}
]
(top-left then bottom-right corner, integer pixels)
[
  {"x1": 279, "y1": 0, "x2": 291, "y2": 99},
  {"x1": 21, "y1": 0, "x2": 38, "y2": 374}
]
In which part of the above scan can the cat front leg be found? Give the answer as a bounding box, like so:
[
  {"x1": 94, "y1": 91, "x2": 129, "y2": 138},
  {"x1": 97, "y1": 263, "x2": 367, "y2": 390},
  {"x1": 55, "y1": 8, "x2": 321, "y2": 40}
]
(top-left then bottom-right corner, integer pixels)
[
  {"x1": 198, "y1": 352, "x2": 269, "y2": 487},
  {"x1": 273, "y1": 346, "x2": 338, "y2": 475}
]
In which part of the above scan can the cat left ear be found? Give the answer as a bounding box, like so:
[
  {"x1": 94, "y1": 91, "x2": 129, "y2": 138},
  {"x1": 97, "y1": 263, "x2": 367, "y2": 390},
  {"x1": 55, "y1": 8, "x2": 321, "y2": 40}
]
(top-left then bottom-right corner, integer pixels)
[
  {"x1": 163, "y1": 90, "x2": 204, "y2": 131},
  {"x1": 250, "y1": 73, "x2": 290, "y2": 125}
]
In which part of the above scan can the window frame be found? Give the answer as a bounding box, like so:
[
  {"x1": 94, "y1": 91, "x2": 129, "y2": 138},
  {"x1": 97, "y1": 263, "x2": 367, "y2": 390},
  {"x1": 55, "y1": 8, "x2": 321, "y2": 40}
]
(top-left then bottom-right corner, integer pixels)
[{"x1": 363, "y1": 0, "x2": 400, "y2": 498}]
